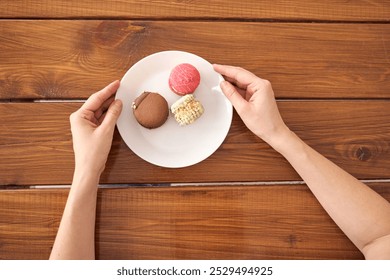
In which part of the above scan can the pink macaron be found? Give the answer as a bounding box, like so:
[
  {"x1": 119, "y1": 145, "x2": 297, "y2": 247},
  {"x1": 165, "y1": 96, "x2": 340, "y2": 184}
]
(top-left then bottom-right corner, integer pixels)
[{"x1": 168, "y1": 63, "x2": 201, "y2": 96}]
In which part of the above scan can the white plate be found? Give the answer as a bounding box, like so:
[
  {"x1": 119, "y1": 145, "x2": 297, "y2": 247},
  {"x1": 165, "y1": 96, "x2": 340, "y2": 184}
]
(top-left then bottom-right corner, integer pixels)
[{"x1": 116, "y1": 50, "x2": 232, "y2": 168}]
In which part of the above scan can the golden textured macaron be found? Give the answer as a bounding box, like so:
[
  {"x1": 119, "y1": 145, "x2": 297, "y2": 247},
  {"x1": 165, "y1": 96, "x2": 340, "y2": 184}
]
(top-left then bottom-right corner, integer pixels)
[{"x1": 170, "y1": 94, "x2": 204, "y2": 126}]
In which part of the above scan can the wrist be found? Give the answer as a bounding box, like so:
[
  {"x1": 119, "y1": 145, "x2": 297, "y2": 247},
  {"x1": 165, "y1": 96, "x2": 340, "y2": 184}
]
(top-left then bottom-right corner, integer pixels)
[
  {"x1": 74, "y1": 155, "x2": 105, "y2": 177},
  {"x1": 72, "y1": 164, "x2": 101, "y2": 189},
  {"x1": 260, "y1": 125, "x2": 294, "y2": 150},
  {"x1": 262, "y1": 126, "x2": 304, "y2": 157}
]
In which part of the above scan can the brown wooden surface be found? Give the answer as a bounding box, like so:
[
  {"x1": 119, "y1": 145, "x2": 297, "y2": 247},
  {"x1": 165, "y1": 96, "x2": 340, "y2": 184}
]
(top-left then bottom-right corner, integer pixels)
[
  {"x1": 1, "y1": 2, "x2": 389, "y2": 260},
  {"x1": 1, "y1": 21, "x2": 390, "y2": 99},
  {"x1": 2, "y1": 1, "x2": 390, "y2": 21},
  {"x1": 0, "y1": 101, "x2": 389, "y2": 185},
  {"x1": 2, "y1": 183, "x2": 389, "y2": 260}
]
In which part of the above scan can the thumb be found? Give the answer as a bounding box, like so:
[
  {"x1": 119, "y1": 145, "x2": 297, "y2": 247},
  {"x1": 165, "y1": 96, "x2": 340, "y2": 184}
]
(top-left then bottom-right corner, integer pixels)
[
  {"x1": 220, "y1": 80, "x2": 247, "y2": 114},
  {"x1": 101, "y1": 99, "x2": 123, "y2": 132}
]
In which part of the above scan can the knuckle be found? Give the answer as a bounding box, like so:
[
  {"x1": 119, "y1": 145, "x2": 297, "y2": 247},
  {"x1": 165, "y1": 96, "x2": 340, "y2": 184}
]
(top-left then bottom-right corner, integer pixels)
[
  {"x1": 225, "y1": 85, "x2": 236, "y2": 97},
  {"x1": 69, "y1": 112, "x2": 77, "y2": 123},
  {"x1": 250, "y1": 78, "x2": 272, "y2": 93},
  {"x1": 96, "y1": 92, "x2": 106, "y2": 103},
  {"x1": 110, "y1": 107, "x2": 121, "y2": 118},
  {"x1": 110, "y1": 102, "x2": 122, "y2": 117},
  {"x1": 261, "y1": 79, "x2": 272, "y2": 89}
]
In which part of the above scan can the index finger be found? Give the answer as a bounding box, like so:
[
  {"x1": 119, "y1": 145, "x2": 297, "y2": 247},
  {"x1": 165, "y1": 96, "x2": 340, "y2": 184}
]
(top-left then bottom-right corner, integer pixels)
[
  {"x1": 81, "y1": 80, "x2": 120, "y2": 112},
  {"x1": 213, "y1": 64, "x2": 257, "y2": 88}
]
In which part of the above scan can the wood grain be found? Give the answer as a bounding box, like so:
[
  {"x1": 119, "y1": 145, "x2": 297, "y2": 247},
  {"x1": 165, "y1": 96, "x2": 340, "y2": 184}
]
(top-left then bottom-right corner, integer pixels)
[
  {"x1": 1, "y1": 183, "x2": 390, "y2": 260},
  {"x1": 1, "y1": 1, "x2": 390, "y2": 21},
  {"x1": 1, "y1": 101, "x2": 389, "y2": 186},
  {"x1": 1, "y1": 21, "x2": 390, "y2": 99},
  {"x1": 2, "y1": 0, "x2": 389, "y2": 263}
]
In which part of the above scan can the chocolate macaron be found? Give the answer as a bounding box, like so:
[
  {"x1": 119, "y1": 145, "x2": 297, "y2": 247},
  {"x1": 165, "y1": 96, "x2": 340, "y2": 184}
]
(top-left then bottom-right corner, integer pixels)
[{"x1": 132, "y1": 91, "x2": 169, "y2": 129}]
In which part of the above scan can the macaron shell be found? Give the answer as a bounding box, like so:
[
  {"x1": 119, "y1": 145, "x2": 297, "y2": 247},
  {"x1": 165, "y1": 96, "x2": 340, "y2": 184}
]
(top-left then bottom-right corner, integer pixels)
[
  {"x1": 168, "y1": 63, "x2": 201, "y2": 95},
  {"x1": 133, "y1": 92, "x2": 169, "y2": 129}
]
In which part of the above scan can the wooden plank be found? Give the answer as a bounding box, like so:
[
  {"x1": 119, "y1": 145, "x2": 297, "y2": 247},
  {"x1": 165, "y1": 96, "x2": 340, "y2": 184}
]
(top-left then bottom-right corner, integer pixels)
[
  {"x1": 0, "y1": 101, "x2": 389, "y2": 185},
  {"x1": 1, "y1": 21, "x2": 390, "y2": 99},
  {"x1": 1, "y1": 1, "x2": 390, "y2": 21},
  {"x1": 1, "y1": 183, "x2": 389, "y2": 260}
]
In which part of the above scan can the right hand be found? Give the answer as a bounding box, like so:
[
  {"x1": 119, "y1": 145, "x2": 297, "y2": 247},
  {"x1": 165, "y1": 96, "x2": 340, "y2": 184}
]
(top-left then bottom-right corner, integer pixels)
[{"x1": 213, "y1": 64, "x2": 290, "y2": 147}]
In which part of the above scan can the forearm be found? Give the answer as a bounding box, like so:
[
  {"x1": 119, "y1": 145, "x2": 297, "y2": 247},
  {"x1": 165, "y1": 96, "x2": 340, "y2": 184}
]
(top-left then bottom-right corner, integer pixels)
[
  {"x1": 270, "y1": 129, "x2": 390, "y2": 257},
  {"x1": 214, "y1": 63, "x2": 390, "y2": 258},
  {"x1": 49, "y1": 168, "x2": 99, "y2": 260}
]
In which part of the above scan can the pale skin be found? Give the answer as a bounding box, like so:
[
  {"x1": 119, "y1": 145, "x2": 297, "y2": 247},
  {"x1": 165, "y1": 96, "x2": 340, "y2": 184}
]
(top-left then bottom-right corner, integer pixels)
[
  {"x1": 49, "y1": 81, "x2": 123, "y2": 259},
  {"x1": 213, "y1": 64, "x2": 390, "y2": 259},
  {"x1": 50, "y1": 66, "x2": 390, "y2": 260}
]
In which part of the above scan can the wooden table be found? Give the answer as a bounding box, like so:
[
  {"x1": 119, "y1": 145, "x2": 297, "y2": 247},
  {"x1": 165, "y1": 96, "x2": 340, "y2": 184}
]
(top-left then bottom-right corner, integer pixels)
[{"x1": 1, "y1": 1, "x2": 390, "y2": 260}]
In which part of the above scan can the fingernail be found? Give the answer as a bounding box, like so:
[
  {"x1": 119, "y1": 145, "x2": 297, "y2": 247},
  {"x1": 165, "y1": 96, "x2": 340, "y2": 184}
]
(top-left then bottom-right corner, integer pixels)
[
  {"x1": 220, "y1": 80, "x2": 229, "y2": 87},
  {"x1": 115, "y1": 99, "x2": 123, "y2": 107}
]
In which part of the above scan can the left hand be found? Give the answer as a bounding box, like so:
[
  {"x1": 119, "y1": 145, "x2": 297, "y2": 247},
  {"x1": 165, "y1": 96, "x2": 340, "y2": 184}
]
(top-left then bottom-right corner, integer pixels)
[{"x1": 69, "y1": 80, "x2": 123, "y2": 175}]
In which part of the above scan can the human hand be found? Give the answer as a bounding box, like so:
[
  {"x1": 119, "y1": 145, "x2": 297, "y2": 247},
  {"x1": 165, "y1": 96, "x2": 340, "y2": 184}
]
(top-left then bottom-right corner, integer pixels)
[
  {"x1": 69, "y1": 81, "x2": 123, "y2": 176},
  {"x1": 213, "y1": 64, "x2": 290, "y2": 148}
]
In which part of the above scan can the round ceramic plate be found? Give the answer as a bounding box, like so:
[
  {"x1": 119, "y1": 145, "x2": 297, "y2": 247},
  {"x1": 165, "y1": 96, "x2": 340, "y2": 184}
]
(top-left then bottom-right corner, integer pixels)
[{"x1": 116, "y1": 50, "x2": 233, "y2": 168}]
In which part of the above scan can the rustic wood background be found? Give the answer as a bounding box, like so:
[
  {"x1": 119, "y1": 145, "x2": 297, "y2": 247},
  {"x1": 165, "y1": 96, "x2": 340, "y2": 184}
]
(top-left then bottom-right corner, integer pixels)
[{"x1": 0, "y1": 0, "x2": 389, "y2": 260}]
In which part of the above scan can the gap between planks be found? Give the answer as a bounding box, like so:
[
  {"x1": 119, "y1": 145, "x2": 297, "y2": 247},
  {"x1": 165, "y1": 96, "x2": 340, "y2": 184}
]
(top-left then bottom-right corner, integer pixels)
[
  {"x1": 1, "y1": 179, "x2": 390, "y2": 189},
  {"x1": 0, "y1": 17, "x2": 390, "y2": 24}
]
